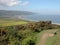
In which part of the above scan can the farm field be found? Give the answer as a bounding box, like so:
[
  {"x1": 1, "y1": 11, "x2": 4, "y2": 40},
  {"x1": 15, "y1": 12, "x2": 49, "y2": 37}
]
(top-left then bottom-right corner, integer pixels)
[{"x1": 0, "y1": 19, "x2": 28, "y2": 26}]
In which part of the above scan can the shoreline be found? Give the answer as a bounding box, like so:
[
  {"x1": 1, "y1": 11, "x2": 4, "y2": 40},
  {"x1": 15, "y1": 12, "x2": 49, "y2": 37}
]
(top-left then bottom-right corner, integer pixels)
[{"x1": 52, "y1": 23, "x2": 60, "y2": 25}]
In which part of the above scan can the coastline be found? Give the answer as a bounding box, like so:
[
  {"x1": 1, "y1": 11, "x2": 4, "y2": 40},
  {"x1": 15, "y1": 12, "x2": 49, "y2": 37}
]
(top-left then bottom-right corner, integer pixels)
[{"x1": 52, "y1": 23, "x2": 60, "y2": 25}]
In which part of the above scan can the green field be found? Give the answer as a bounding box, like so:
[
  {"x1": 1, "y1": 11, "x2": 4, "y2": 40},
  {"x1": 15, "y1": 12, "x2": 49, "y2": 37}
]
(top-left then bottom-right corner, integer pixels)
[{"x1": 0, "y1": 19, "x2": 28, "y2": 26}]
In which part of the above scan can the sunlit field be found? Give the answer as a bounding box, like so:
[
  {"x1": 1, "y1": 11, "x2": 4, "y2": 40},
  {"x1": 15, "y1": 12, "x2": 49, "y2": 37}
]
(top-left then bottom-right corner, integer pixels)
[{"x1": 0, "y1": 19, "x2": 28, "y2": 26}]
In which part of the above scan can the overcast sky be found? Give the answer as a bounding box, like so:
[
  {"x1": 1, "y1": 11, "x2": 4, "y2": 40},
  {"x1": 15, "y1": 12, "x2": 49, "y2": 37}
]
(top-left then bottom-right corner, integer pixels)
[{"x1": 0, "y1": 0, "x2": 60, "y2": 15}]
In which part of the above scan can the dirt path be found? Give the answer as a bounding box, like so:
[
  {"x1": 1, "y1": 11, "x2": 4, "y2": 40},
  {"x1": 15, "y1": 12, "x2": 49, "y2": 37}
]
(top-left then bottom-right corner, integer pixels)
[{"x1": 37, "y1": 33, "x2": 54, "y2": 45}]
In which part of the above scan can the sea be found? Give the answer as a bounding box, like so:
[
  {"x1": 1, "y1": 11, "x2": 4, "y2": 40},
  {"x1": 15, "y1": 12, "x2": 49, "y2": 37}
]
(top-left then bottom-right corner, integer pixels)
[{"x1": 23, "y1": 15, "x2": 60, "y2": 24}]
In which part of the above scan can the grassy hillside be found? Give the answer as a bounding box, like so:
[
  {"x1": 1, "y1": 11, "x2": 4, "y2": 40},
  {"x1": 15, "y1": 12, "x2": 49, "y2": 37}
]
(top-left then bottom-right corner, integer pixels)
[
  {"x1": 0, "y1": 19, "x2": 60, "y2": 45},
  {"x1": 45, "y1": 29, "x2": 60, "y2": 45},
  {"x1": 36, "y1": 29, "x2": 59, "y2": 45}
]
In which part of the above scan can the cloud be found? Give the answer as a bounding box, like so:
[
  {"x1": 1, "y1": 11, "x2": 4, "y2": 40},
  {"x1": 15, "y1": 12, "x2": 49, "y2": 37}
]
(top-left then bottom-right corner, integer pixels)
[
  {"x1": 0, "y1": 0, "x2": 20, "y2": 6},
  {"x1": 0, "y1": 0, "x2": 29, "y2": 6},
  {"x1": 20, "y1": 1, "x2": 29, "y2": 6}
]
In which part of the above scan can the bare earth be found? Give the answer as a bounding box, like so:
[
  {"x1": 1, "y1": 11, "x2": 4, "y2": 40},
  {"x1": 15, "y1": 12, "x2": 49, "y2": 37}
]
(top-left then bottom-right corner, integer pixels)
[{"x1": 37, "y1": 33, "x2": 54, "y2": 45}]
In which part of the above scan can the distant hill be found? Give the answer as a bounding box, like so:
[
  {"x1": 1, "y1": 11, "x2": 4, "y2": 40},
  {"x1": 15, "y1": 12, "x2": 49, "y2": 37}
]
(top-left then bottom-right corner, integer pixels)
[{"x1": 0, "y1": 10, "x2": 35, "y2": 17}]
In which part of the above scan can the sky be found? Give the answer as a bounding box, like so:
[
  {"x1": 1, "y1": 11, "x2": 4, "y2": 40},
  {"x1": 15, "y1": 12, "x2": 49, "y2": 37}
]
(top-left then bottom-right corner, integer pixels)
[{"x1": 0, "y1": 0, "x2": 60, "y2": 15}]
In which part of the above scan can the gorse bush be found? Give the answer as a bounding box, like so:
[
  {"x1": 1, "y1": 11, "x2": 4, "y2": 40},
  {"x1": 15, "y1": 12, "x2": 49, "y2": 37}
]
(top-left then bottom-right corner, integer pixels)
[{"x1": 0, "y1": 27, "x2": 37, "y2": 45}]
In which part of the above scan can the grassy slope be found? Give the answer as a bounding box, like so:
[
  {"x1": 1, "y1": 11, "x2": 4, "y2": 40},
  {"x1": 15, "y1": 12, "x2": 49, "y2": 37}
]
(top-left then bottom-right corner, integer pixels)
[
  {"x1": 45, "y1": 29, "x2": 60, "y2": 45},
  {"x1": 36, "y1": 30, "x2": 46, "y2": 45},
  {"x1": 54, "y1": 30, "x2": 60, "y2": 45},
  {"x1": 0, "y1": 19, "x2": 28, "y2": 26},
  {"x1": 0, "y1": 18, "x2": 60, "y2": 45},
  {"x1": 36, "y1": 29, "x2": 59, "y2": 45}
]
